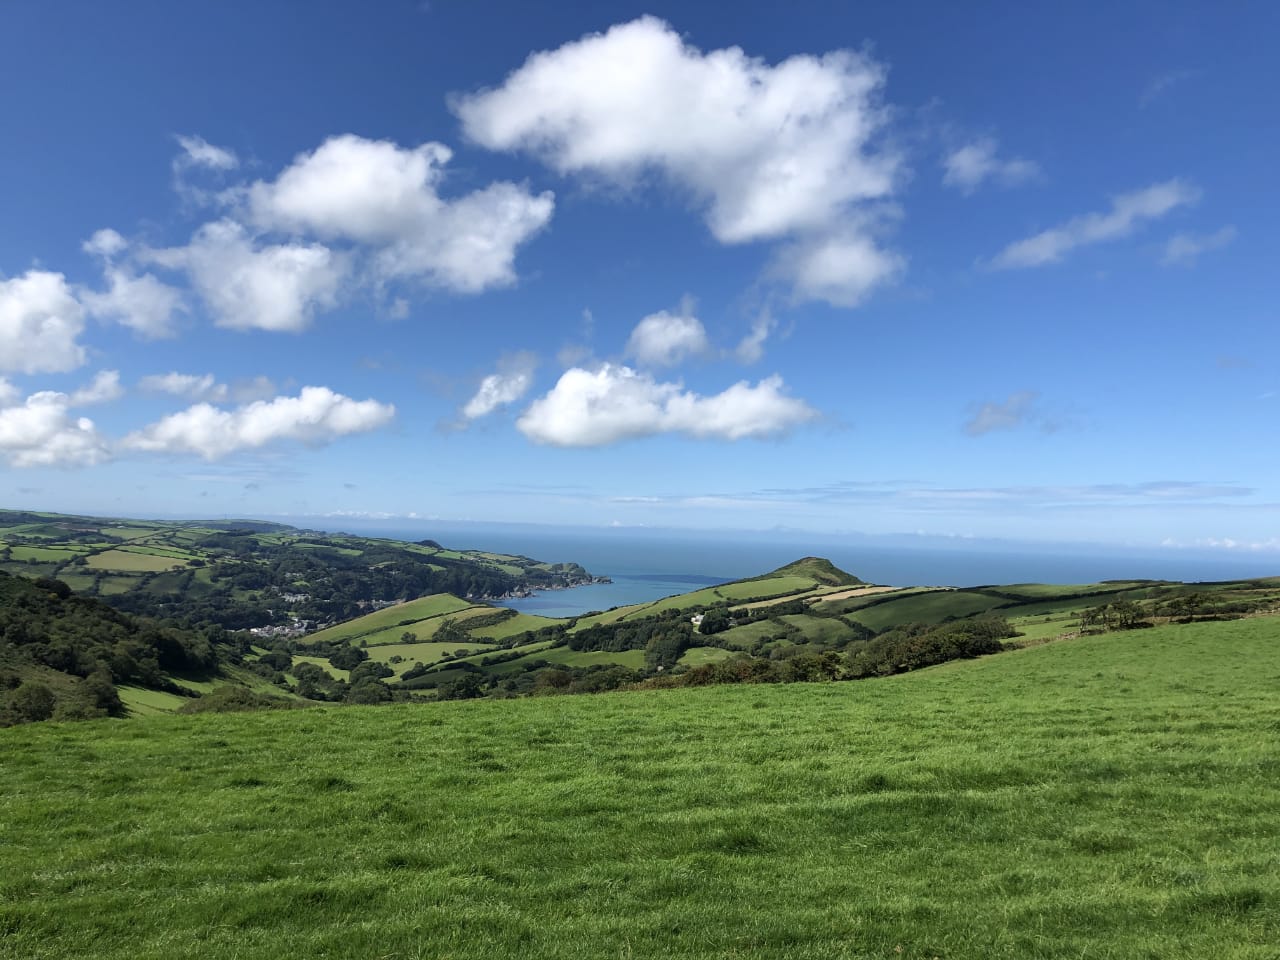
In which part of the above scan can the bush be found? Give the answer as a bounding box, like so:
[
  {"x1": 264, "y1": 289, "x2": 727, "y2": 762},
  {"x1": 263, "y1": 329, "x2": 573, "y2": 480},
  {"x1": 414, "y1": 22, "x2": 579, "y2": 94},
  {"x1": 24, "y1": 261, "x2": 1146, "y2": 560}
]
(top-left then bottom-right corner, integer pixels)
[{"x1": 178, "y1": 685, "x2": 296, "y2": 714}]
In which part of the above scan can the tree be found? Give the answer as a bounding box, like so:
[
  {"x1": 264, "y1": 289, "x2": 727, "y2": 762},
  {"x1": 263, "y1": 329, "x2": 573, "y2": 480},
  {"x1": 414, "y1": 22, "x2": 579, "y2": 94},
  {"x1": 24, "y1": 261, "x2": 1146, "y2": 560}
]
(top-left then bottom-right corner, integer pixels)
[
  {"x1": 7, "y1": 681, "x2": 56, "y2": 723},
  {"x1": 699, "y1": 608, "x2": 732, "y2": 635}
]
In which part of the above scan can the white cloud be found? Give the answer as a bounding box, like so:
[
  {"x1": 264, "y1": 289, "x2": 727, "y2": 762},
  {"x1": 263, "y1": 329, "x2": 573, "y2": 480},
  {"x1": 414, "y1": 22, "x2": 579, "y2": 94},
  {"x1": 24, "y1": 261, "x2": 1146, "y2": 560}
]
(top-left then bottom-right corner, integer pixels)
[
  {"x1": 0, "y1": 270, "x2": 88, "y2": 374},
  {"x1": 0, "y1": 378, "x2": 19, "y2": 407},
  {"x1": 0, "y1": 388, "x2": 110, "y2": 468},
  {"x1": 517, "y1": 363, "x2": 817, "y2": 446},
  {"x1": 145, "y1": 219, "x2": 346, "y2": 332},
  {"x1": 462, "y1": 352, "x2": 538, "y2": 420},
  {"x1": 174, "y1": 134, "x2": 239, "y2": 172},
  {"x1": 1162, "y1": 226, "x2": 1237, "y2": 266},
  {"x1": 139, "y1": 371, "x2": 228, "y2": 402},
  {"x1": 455, "y1": 16, "x2": 900, "y2": 305},
  {"x1": 70, "y1": 370, "x2": 123, "y2": 406},
  {"x1": 625, "y1": 304, "x2": 709, "y2": 367},
  {"x1": 991, "y1": 179, "x2": 1199, "y2": 269},
  {"x1": 964, "y1": 391, "x2": 1040, "y2": 436},
  {"x1": 245, "y1": 134, "x2": 553, "y2": 293},
  {"x1": 942, "y1": 138, "x2": 1039, "y2": 193},
  {"x1": 774, "y1": 227, "x2": 904, "y2": 307},
  {"x1": 82, "y1": 228, "x2": 127, "y2": 259},
  {"x1": 735, "y1": 311, "x2": 776, "y2": 364},
  {"x1": 81, "y1": 266, "x2": 185, "y2": 339},
  {"x1": 124, "y1": 386, "x2": 395, "y2": 460}
]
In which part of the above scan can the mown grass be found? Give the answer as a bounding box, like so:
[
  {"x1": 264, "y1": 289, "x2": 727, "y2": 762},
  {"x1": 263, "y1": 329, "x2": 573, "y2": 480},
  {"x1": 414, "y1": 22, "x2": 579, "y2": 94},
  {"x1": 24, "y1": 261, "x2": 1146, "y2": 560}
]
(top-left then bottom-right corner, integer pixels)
[{"x1": 2, "y1": 619, "x2": 1279, "y2": 959}]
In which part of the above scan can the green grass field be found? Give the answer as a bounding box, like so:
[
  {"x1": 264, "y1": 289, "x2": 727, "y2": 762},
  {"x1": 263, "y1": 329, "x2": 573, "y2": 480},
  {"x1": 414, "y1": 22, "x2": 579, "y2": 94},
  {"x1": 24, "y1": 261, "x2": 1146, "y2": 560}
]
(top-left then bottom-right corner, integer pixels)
[
  {"x1": 84, "y1": 550, "x2": 188, "y2": 573},
  {"x1": 366, "y1": 642, "x2": 498, "y2": 675},
  {"x1": 301, "y1": 594, "x2": 476, "y2": 645},
  {"x1": 845, "y1": 588, "x2": 1010, "y2": 631},
  {"x1": 3, "y1": 617, "x2": 1278, "y2": 958},
  {"x1": 467, "y1": 611, "x2": 560, "y2": 640}
]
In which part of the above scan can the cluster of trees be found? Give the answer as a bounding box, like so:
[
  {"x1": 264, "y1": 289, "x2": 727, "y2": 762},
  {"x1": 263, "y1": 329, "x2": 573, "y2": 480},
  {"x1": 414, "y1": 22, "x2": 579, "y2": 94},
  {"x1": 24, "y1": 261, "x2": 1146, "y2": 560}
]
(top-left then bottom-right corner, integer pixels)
[
  {"x1": 843, "y1": 617, "x2": 1016, "y2": 678},
  {"x1": 0, "y1": 572, "x2": 229, "y2": 725},
  {"x1": 1079, "y1": 599, "x2": 1150, "y2": 633}
]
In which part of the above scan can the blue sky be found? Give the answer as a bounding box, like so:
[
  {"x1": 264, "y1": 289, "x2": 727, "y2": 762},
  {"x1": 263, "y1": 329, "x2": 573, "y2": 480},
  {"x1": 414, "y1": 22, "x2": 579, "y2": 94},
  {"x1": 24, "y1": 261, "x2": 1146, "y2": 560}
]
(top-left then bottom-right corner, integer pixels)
[{"x1": 1, "y1": 0, "x2": 1276, "y2": 553}]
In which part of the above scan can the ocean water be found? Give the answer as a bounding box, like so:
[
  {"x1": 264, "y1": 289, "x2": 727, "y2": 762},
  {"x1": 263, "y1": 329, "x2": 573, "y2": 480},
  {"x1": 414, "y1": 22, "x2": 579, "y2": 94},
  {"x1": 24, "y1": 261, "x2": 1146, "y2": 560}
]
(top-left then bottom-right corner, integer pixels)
[{"x1": 303, "y1": 519, "x2": 1279, "y2": 619}]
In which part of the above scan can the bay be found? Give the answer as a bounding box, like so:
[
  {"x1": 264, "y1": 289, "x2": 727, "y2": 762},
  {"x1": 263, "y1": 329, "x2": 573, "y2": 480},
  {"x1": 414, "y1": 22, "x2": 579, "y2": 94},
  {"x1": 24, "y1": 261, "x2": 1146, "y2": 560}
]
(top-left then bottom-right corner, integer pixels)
[{"x1": 299, "y1": 518, "x2": 1279, "y2": 619}]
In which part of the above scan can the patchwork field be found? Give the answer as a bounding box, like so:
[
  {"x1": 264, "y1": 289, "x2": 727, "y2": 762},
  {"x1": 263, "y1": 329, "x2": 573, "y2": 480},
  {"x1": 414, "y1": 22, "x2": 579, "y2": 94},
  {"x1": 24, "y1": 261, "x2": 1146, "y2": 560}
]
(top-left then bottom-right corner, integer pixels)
[{"x1": 2, "y1": 617, "x2": 1278, "y2": 958}]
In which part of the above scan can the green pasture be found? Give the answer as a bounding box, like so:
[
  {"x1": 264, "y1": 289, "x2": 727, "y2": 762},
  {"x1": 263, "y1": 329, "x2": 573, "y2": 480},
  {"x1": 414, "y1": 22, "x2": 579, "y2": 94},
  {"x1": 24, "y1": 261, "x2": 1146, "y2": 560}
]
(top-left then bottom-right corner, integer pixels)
[
  {"x1": 778, "y1": 613, "x2": 851, "y2": 643},
  {"x1": 367, "y1": 642, "x2": 498, "y2": 675},
  {"x1": 3, "y1": 617, "x2": 1278, "y2": 959},
  {"x1": 117, "y1": 686, "x2": 191, "y2": 716},
  {"x1": 569, "y1": 603, "x2": 649, "y2": 630},
  {"x1": 467, "y1": 611, "x2": 560, "y2": 640},
  {"x1": 533, "y1": 647, "x2": 646, "y2": 669},
  {"x1": 619, "y1": 575, "x2": 816, "y2": 621},
  {"x1": 355, "y1": 606, "x2": 499, "y2": 646},
  {"x1": 103, "y1": 527, "x2": 161, "y2": 541},
  {"x1": 301, "y1": 594, "x2": 475, "y2": 645},
  {"x1": 95, "y1": 576, "x2": 139, "y2": 595},
  {"x1": 8, "y1": 545, "x2": 84, "y2": 563},
  {"x1": 449, "y1": 640, "x2": 561, "y2": 675},
  {"x1": 676, "y1": 646, "x2": 738, "y2": 666},
  {"x1": 717, "y1": 619, "x2": 790, "y2": 649},
  {"x1": 85, "y1": 550, "x2": 187, "y2": 573},
  {"x1": 845, "y1": 588, "x2": 1010, "y2": 631}
]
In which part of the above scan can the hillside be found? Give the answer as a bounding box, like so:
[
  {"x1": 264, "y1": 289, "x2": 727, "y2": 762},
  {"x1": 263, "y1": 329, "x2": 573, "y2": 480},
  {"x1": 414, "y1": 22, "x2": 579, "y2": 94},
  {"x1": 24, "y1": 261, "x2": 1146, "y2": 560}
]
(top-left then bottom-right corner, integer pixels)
[
  {"x1": 2, "y1": 617, "x2": 1277, "y2": 958},
  {"x1": 0, "y1": 509, "x2": 606, "y2": 633},
  {"x1": 0, "y1": 570, "x2": 227, "y2": 725},
  {"x1": 6, "y1": 519, "x2": 1278, "y2": 719}
]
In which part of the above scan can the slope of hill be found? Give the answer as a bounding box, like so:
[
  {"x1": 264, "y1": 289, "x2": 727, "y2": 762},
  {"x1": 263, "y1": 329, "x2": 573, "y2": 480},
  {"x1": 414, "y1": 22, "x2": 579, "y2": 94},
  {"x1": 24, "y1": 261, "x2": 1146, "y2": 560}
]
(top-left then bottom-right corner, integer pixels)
[
  {"x1": 0, "y1": 509, "x2": 606, "y2": 633},
  {"x1": 5, "y1": 507, "x2": 1278, "y2": 719},
  {"x1": 0, "y1": 570, "x2": 227, "y2": 725},
  {"x1": 2, "y1": 617, "x2": 1277, "y2": 958}
]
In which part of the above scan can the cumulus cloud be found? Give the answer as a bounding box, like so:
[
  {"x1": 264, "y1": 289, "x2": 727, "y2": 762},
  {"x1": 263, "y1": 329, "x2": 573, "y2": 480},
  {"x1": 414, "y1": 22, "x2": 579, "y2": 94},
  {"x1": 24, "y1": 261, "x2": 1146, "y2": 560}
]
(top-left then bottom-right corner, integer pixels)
[
  {"x1": 462, "y1": 352, "x2": 538, "y2": 420},
  {"x1": 942, "y1": 138, "x2": 1039, "y2": 193},
  {"x1": 174, "y1": 134, "x2": 239, "y2": 172},
  {"x1": 70, "y1": 370, "x2": 124, "y2": 406},
  {"x1": 123, "y1": 386, "x2": 395, "y2": 460},
  {"x1": 1162, "y1": 226, "x2": 1236, "y2": 266},
  {"x1": 964, "y1": 391, "x2": 1041, "y2": 436},
  {"x1": 455, "y1": 16, "x2": 900, "y2": 306},
  {"x1": 244, "y1": 134, "x2": 554, "y2": 293},
  {"x1": 82, "y1": 228, "x2": 128, "y2": 259},
  {"x1": 139, "y1": 371, "x2": 229, "y2": 402},
  {"x1": 81, "y1": 266, "x2": 185, "y2": 338},
  {"x1": 625, "y1": 304, "x2": 709, "y2": 367},
  {"x1": 0, "y1": 270, "x2": 88, "y2": 374},
  {"x1": 775, "y1": 227, "x2": 905, "y2": 307},
  {"x1": 0, "y1": 387, "x2": 110, "y2": 468},
  {"x1": 81, "y1": 228, "x2": 186, "y2": 337},
  {"x1": 517, "y1": 363, "x2": 817, "y2": 446},
  {"x1": 145, "y1": 219, "x2": 346, "y2": 332},
  {"x1": 991, "y1": 179, "x2": 1199, "y2": 269}
]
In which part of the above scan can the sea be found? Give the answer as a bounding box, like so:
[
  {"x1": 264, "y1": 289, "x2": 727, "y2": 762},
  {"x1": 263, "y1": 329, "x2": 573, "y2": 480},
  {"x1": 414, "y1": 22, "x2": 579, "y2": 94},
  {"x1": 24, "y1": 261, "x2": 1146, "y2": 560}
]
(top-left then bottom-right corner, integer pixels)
[{"x1": 286, "y1": 519, "x2": 1280, "y2": 619}]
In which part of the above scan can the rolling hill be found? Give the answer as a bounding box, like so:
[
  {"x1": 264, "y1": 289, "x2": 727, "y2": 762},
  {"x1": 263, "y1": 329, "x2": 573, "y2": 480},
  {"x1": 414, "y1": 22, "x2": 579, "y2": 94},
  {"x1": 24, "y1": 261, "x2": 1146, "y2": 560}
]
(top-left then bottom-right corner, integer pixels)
[{"x1": 2, "y1": 616, "x2": 1277, "y2": 958}]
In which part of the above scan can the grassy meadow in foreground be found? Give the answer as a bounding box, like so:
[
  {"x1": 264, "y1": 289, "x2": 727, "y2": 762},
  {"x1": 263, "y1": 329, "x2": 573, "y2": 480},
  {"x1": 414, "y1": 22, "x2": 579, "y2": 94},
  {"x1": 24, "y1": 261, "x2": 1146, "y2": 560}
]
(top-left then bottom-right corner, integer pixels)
[{"x1": 2, "y1": 618, "x2": 1279, "y2": 959}]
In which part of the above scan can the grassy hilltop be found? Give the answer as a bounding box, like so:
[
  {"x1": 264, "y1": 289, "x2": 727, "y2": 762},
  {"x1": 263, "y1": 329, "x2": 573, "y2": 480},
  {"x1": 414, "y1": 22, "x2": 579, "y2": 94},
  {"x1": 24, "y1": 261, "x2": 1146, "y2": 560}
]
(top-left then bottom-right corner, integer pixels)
[{"x1": 2, "y1": 616, "x2": 1278, "y2": 958}]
